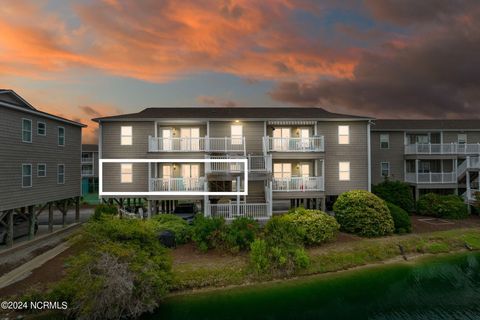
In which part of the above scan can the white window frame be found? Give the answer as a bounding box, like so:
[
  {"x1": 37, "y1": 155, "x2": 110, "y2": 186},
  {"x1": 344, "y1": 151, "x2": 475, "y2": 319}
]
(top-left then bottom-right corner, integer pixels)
[
  {"x1": 121, "y1": 126, "x2": 133, "y2": 145},
  {"x1": 22, "y1": 164, "x2": 32, "y2": 188},
  {"x1": 22, "y1": 118, "x2": 32, "y2": 143},
  {"x1": 58, "y1": 126, "x2": 65, "y2": 146},
  {"x1": 381, "y1": 162, "x2": 390, "y2": 177},
  {"x1": 458, "y1": 133, "x2": 467, "y2": 145},
  {"x1": 37, "y1": 163, "x2": 47, "y2": 177},
  {"x1": 121, "y1": 163, "x2": 133, "y2": 183},
  {"x1": 338, "y1": 125, "x2": 350, "y2": 145},
  {"x1": 380, "y1": 133, "x2": 389, "y2": 149},
  {"x1": 37, "y1": 121, "x2": 46, "y2": 136},
  {"x1": 57, "y1": 164, "x2": 65, "y2": 184},
  {"x1": 231, "y1": 124, "x2": 243, "y2": 145},
  {"x1": 339, "y1": 161, "x2": 350, "y2": 181},
  {"x1": 273, "y1": 163, "x2": 292, "y2": 179}
]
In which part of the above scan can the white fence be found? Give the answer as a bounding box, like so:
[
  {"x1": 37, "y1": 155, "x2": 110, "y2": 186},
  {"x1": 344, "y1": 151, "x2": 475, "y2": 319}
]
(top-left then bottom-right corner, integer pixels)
[
  {"x1": 263, "y1": 136, "x2": 324, "y2": 152},
  {"x1": 148, "y1": 136, "x2": 245, "y2": 153},
  {"x1": 405, "y1": 172, "x2": 456, "y2": 184},
  {"x1": 207, "y1": 202, "x2": 271, "y2": 220},
  {"x1": 272, "y1": 176, "x2": 324, "y2": 191},
  {"x1": 405, "y1": 143, "x2": 480, "y2": 155},
  {"x1": 149, "y1": 177, "x2": 206, "y2": 191}
]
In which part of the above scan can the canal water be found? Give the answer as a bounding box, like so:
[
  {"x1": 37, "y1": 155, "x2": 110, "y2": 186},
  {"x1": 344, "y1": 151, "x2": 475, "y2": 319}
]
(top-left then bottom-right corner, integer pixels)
[{"x1": 146, "y1": 252, "x2": 480, "y2": 320}]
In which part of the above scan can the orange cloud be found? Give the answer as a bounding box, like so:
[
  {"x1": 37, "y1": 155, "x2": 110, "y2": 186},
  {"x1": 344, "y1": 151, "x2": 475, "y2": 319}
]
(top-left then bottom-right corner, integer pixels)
[{"x1": 0, "y1": 0, "x2": 357, "y2": 82}]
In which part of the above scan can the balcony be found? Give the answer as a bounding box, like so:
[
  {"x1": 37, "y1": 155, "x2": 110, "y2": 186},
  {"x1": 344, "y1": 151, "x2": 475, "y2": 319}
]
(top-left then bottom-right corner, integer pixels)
[
  {"x1": 205, "y1": 155, "x2": 272, "y2": 174},
  {"x1": 272, "y1": 176, "x2": 324, "y2": 192},
  {"x1": 81, "y1": 157, "x2": 93, "y2": 164},
  {"x1": 149, "y1": 177, "x2": 206, "y2": 192},
  {"x1": 405, "y1": 143, "x2": 480, "y2": 155},
  {"x1": 405, "y1": 172, "x2": 456, "y2": 184},
  {"x1": 263, "y1": 136, "x2": 324, "y2": 152},
  {"x1": 148, "y1": 136, "x2": 245, "y2": 153},
  {"x1": 81, "y1": 169, "x2": 94, "y2": 176}
]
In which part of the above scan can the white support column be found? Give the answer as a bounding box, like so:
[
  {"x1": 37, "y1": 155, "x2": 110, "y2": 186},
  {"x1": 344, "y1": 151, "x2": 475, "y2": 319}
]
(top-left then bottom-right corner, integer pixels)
[
  {"x1": 236, "y1": 176, "x2": 241, "y2": 215},
  {"x1": 147, "y1": 200, "x2": 152, "y2": 219},
  {"x1": 467, "y1": 171, "x2": 471, "y2": 199},
  {"x1": 148, "y1": 162, "x2": 152, "y2": 192},
  {"x1": 415, "y1": 159, "x2": 419, "y2": 183}
]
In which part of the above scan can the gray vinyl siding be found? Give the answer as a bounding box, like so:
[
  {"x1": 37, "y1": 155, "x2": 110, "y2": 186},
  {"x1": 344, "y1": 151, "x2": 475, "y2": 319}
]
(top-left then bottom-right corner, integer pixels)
[
  {"x1": 371, "y1": 131, "x2": 405, "y2": 185},
  {"x1": 319, "y1": 121, "x2": 369, "y2": 195},
  {"x1": 102, "y1": 162, "x2": 148, "y2": 192},
  {"x1": 101, "y1": 121, "x2": 154, "y2": 159},
  {"x1": 209, "y1": 121, "x2": 264, "y2": 154},
  {"x1": 443, "y1": 131, "x2": 480, "y2": 144},
  {"x1": 0, "y1": 107, "x2": 82, "y2": 211}
]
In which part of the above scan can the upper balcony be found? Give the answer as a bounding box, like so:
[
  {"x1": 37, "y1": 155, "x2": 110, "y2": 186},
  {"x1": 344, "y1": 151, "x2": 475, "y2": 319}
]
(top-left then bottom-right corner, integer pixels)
[
  {"x1": 81, "y1": 166, "x2": 94, "y2": 176},
  {"x1": 263, "y1": 136, "x2": 324, "y2": 153},
  {"x1": 205, "y1": 155, "x2": 272, "y2": 174},
  {"x1": 148, "y1": 136, "x2": 246, "y2": 153},
  {"x1": 405, "y1": 172, "x2": 456, "y2": 184},
  {"x1": 405, "y1": 143, "x2": 480, "y2": 155}
]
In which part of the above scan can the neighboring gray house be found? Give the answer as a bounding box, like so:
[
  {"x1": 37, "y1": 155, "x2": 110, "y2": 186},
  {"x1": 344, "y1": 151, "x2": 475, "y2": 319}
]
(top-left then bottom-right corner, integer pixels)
[
  {"x1": 94, "y1": 107, "x2": 372, "y2": 219},
  {"x1": 371, "y1": 120, "x2": 480, "y2": 203},
  {"x1": 81, "y1": 144, "x2": 99, "y2": 195},
  {"x1": 0, "y1": 89, "x2": 85, "y2": 244}
]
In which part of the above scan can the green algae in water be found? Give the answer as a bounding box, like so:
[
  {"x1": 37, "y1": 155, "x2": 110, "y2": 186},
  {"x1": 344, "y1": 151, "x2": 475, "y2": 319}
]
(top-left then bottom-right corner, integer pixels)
[{"x1": 146, "y1": 253, "x2": 480, "y2": 320}]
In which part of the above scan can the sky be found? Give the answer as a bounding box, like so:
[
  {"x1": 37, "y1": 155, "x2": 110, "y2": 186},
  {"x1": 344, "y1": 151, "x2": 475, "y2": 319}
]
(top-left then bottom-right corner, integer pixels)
[{"x1": 1, "y1": 0, "x2": 479, "y2": 143}]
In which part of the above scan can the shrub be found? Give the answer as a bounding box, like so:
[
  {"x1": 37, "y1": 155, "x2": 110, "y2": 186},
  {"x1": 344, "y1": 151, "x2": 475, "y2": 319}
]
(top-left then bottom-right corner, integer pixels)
[
  {"x1": 333, "y1": 190, "x2": 395, "y2": 237},
  {"x1": 386, "y1": 202, "x2": 412, "y2": 234},
  {"x1": 151, "y1": 214, "x2": 191, "y2": 244},
  {"x1": 224, "y1": 217, "x2": 259, "y2": 252},
  {"x1": 191, "y1": 215, "x2": 226, "y2": 252},
  {"x1": 372, "y1": 179, "x2": 415, "y2": 212},
  {"x1": 49, "y1": 216, "x2": 171, "y2": 320},
  {"x1": 250, "y1": 216, "x2": 309, "y2": 275},
  {"x1": 92, "y1": 204, "x2": 118, "y2": 220},
  {"x1": 286, "y1": 207, "x2": 340, "y2": 245},
  {"x1": 417, "y1": 193, "x2": 468, "y2": 219}
]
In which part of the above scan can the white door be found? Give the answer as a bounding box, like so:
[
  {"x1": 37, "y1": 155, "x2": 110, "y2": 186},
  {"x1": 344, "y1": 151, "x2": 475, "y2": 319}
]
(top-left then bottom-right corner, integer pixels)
[
  {"x1": 273, "y1": 128, "x2": 290, "y2": 151},
  {"x1": 180, "y1": 128, "x2": 200, "y2": 151},
  {"x1": 181, "y1": 164, "x2": 200, "y2": 190},
  {"x1": 274, "y1": 163, "x2": 292, "y2": 190},
  {"x1": 162, "y1": 165, "x2": 172, "y2": 190},
  {"x1": 300, "y1": 163, "x2": 310, "y2": 177},
  {"x1": 162, "y1": 129, "x2": 172, "y2": 151},
  {"x1": 300, "y1": 128, "x2": 310, "y2": 148}
]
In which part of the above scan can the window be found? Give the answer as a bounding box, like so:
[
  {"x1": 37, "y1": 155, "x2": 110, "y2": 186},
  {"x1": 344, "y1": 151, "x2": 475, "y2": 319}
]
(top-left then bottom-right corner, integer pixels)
[
  {"x1": 180, "y1": 127, "x2": 200, "y2": 150},
  {"x1": 231, "y1": 124, "x2": 243, "y2": 145},
  {"x1": 339, "y1": 162, "x2": 350, "y2": 181},
  {"x1": 37, "y1": 122, "x2": 46, "y2": 136},
  {"x1": 380, "y1": 134, "x2": 389, "y2": 149},
  {"x1": 299, "y1": 163, "x2": 310, "y2": 177},
  {"x1": 121, "y1": 126, "x2": 132, "y2": 145},
  {"x1": 57, "y1": 164, "x2": 65, "y2": 184},
  {"x1": 37, "y1": 164, "x2": 46, "y2": 177},
  {"x1": 300, "y1": 128, "x2": 310, "y2": 148},
  {"x1": 58, "y1": 127, "x2": 65, "y2": 146},
  {"x1": 338, "y1": 125, "x2": 349, "y2": 144},
  {"x1": 273, "y1": 163, "x2": 292, "y2": 179},
  {"x1": 162, "y1": 128, "x2": 172, "y2": 151},
  {"x1": 22, "y1": 164, "x2": 32, "y2": 187},
  {"x1": 121, "y1": 163, "x2": 132, "y2": 183},
  {"x1": 273, "y1": 127, "x2": 290, "y2": 150},
  {"x1": 22, "y1": 119, "x2": 32, "y2": 143},
  {"x1": 458, "y1": 134, "x2": 467, "y2": 145},
  {"x1": 381, "y1": 162, "x2": 390, "y2": 177}
]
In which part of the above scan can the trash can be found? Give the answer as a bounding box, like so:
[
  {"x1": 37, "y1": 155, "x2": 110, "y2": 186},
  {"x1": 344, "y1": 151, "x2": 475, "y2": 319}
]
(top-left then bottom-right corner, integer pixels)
[{"x1": 158, "y1": 230, "x2": 176, "y2": 248}]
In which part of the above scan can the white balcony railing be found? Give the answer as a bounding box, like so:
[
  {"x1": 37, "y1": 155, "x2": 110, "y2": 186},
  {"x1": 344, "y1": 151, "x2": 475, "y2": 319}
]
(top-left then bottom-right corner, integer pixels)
[
  {"x1": 405, "y1": 143, "x2": 480, "y2": 155},
  {"x1": 81, "y1": 157, "x2": 93, "y2": 164},
  {"x1": 457, "y1": 156, "x2": 480, "y2": 177},
  {"x1": 205, "y1": 155, "x2": 272, "y2": 173},
  {"x1": 149, "y1": 177, "x2": 206, "y2": 192},
  {"x1": 148, "y1": 136, "x2": 245, "y2": 153},
  {"x1": 248, "y1": 155, "x2": 272, "y2": 172},
  {"x1": 405, "y1": 172, "x2": 456, "y2": 184},
  {"x1": 207, "y1": 201, "x2": 271, "y2": 220},
  {"x1": 263, "y1": 136, "x2": 324, "y2": 152},
  {"x1": 81, "y1": 169, "x2": 94, "y2": 176},
  {"x1": 272, "y1": 176, "x2": 324, "y2": 191}
]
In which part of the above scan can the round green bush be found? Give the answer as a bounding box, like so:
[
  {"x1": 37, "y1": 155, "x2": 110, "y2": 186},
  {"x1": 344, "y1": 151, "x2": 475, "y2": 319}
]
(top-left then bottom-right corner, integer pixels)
[
  {"x1": 191, "y1": 215, "x2": 226, "y2": 252},
  {"x1": 372, "y1": 179, "x2": 415, "y2": 212},
  {"x1": 150, "y1": 214, "x2": 192, "y2": 244},
  {"x1": 285, "y1": 207, "x2": 340, "y2": 245},
  {"x1": 417, "y1": 193, "x2": 468, "y2": 219},
  {"x1": 225, "y1": 217, "x2": 259, "y2": 252},
  {"x1": 333, "y1": 190, "x2": 394, "y2": 237},
  {"x1": 386, "y1": 202, "x2": 412, "y2": 234}
]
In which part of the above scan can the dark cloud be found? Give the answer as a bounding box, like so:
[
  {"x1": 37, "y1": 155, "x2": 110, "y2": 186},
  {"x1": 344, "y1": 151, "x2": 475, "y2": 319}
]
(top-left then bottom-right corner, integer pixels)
[
  {"x1": 79, "y1": 105, "x2": 102, "y2": 117},
  {"x1": 270, "y1": 4, "x2": 480, "y2": 118}
]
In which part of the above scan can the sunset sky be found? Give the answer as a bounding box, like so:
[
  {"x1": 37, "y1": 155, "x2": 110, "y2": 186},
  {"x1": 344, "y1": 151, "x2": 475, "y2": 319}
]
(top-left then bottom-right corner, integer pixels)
[{"x1": 1, "y1": 0, "x2": 479, "y2": 143}]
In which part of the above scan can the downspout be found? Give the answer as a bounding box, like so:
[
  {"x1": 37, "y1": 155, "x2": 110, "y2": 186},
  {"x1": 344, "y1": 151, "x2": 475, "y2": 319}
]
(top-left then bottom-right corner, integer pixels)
[{"x1": 367, "y1": 120, "x2": 372, "y2": 192}]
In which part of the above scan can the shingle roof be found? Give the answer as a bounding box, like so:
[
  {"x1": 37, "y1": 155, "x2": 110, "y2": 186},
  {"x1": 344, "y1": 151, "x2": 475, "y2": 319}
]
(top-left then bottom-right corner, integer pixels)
[
  {"x1": 92, "y1": 107, "x2": 372, "y2": 122},
  {"x1": 373, "y1": 119, "x2": 480, "y2": 131}
]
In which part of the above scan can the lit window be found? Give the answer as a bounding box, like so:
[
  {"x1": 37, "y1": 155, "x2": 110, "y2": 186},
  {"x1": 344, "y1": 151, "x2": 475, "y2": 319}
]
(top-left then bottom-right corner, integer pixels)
[
  {"x1": 381, "y1": 162, "x2": 390, "y2": 177},
  {"x1": 339, "y1": 162, "x2": 350, "y2": 181},
  {"x1": 231, "y1": 124, "x2": 243, "y2": 145},
  {"x1": 58, "y1": 127, "x2": 65, "y2": 146},
  {"x1": 22, "y1": 119, "x2": 32, "y2": 143},
  {"x1": 121, "y1": 163, "x2": 133, "y2": 183},
  {"x1": 57, "y1": 164, "x2": 65, "y2": 184},
  {"x1": 121, "y1": 126, "x2": 132, "y2": 145},
  {"x1": 458, "y1": 134, "x2": 467, "y2": 145},
  {"x1": 37, "y1": 122, "x2": 46, "y2": 136},
  {"x1": 22, "y1": 164, "x2": 32, "y2": 187},
  {"x1": 380, "y1": 134, "x2": 389, "y2": 149},
  {"x1": 38, "y1": 164, "x2": 47, "y2": 177},
  {"x1": 338, "y1": 125, "x2": 349, "y2": 144}
]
